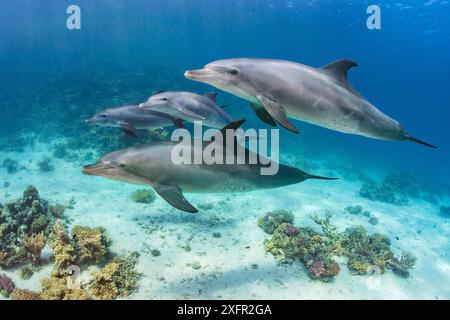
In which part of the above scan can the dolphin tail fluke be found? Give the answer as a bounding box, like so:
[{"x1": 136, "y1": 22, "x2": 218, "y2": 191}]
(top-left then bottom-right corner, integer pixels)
[
  {"x1": 306, "y1": 174, "x2": 339, "y2": 181},
  {"x1": 405, "y1": 135, "x2": 437, "y2": 149}
]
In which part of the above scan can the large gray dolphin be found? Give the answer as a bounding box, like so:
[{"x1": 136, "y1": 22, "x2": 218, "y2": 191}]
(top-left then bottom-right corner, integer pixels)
[
  {"x1": 185, "y1": 58, "x2": 436, "y2": 148},
  {"x1": 139, "y1": 91, "x2": 233, "y2": 129},
  {"x1": 82, "y1": 120, "x2": 336, "y2": 213},
  {"x1": 86, "y1": 105, "x2": 183, "y2": 137}
]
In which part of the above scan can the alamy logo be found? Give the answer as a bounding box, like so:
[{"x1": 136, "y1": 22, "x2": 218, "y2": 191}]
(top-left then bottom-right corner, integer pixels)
[
  {"x1": 66, "y1": 5, "x2": 81, "y2": 30},
  {"x1": 367, "y1": 5, "x2": 381, "y2": 30},
  {"x1": 170, "y1": 122, "x2": 280, "y2": 176}
]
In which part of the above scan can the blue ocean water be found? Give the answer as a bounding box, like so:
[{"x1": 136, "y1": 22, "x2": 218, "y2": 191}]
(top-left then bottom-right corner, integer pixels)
[{"x1": 0, "y1": 0, "x2": 449, "y2": 300}]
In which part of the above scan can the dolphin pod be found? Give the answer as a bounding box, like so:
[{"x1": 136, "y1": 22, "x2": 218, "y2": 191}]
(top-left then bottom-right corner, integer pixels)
[
  {"x1": 82, "y1": 120, "x2": 336, "y2": 213},
  {"x1": 83, "y1": 57, "x2": 435, "y2": 212},
  {"x1": 185, "y1": 58, "x2": 436, "y2": 148}
]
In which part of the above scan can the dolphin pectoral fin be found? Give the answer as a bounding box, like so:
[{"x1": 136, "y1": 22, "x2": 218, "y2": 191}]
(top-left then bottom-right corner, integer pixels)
[
  {"x1": 172, "y1": 118, "x2": 184, "y2": 129},
  {"x1": 256, "y1": 95, "x2": 300, "y2": 134},
  {"x1": 250, "y1": 103, "x2": 277, "y2": 127},
  {"x1": 177, "y1": 107, "x2": 206, "y2": 120},
  {"x1": 205, "y1": 92, "x2": 218, "y2": 102},
  {"x1": 153, "y1": 183, "x2": 198, "y2": 213},
  {"x1": 118, "y1": 122, "x2": 138, "y2": 137}
]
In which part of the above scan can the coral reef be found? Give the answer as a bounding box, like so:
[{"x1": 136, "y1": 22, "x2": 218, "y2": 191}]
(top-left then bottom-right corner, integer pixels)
[
  {"x1": 0, "y1": 186, "x2": 61, "y2": 268},
  {"x1": 131, "y1": 189, "x2": 156, "y2": 204},
  {"x1": 389, "y1": 251, "x2": 417, "y2": 278},
  {"x1": 359, "y1": 172, "x2": 427, "y2": 206},
  {"x1": 89, "y1": 252, "x2": 141, "y2": 300},
  {"x1": 49, "y1": 220, "x2": 76, "y2": 278},
  {"x1": 40, "y1": 276, "x2": 90, "y2": 300},
  {"x1": 0, "y1": 274, "x2": 15, "y2": 297},
  {"x1": 257, "y1": 210, "x2": 295, "y2": 234},
  {"x1": 264, "y1": 219, "x2": 341, "y2": 282},
  {"x1": 19, "y1": 265, "x2": 34, "y2": 280},
  {"x1": 49, "y1": 204, "x2": 65, "y2": 218},
  {"x1": 37, "y1": 157, "x2": 55, "y2": 173},
  {"x1": 261, "y1": 213, "x2": 416, "y2": 281},
  {"x1": 23, "y1": 232, "x2": 46, "y2": 265},
  {"x1": 49, "y1": 221, "x2": 110, "y2": 277},
  {"x1": 341, "y1": 226, "x2": 394, "y2": 274},
  {"x1": 9, "y1": 288, "x2": 41, "y2": 300},
  {"x1": 1, "y1": 159, "x2": 19, "y2": 174},
  {"x1": 359, "y1": 180, "x2": 408, "y2": 206},
  {"x1": 71, "y1": 226, "x2": 110, "y2": 265}
]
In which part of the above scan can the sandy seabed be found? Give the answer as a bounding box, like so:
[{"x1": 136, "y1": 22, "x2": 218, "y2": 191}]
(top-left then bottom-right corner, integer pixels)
[{"x1": 1, "y1": 141, "x2": 449, "y2": 300}]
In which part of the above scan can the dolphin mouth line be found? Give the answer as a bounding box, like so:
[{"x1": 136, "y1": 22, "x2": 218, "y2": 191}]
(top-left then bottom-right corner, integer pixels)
[
  {"x1": 81, "y1": 164, "x2": 114, "y2": 176},
  {"x1": 184, "y1": 70, "x2": 221, "y2": 79}
]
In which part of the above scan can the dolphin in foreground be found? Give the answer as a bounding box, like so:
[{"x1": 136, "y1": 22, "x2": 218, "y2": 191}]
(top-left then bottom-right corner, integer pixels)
[
  {"x1": 82, "y1": 120, "x2": 337, "y2": 213},
  {"x1": 86, "y1": 105, "x2": 184, "y2": 137},
  {"x1": 185, "y1": 58, "x2": 436, "y2": 148},
  {"x1": 139, "y1": 91, "x2": 233, "y2": 129}
]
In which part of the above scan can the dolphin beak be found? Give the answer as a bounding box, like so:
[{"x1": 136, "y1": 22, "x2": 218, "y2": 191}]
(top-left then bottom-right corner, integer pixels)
[
  {"x1": 85, "y1": 118, "x2": 95, "y2": 124},
  {"x1": 184, "y1": 68, "x2": 217, "y2": 80},
  {"x1": 81, "y1": 162, "x2": 106, "y2": 176}
]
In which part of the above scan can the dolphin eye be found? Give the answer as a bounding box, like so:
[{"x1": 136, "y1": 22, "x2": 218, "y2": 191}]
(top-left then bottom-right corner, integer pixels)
[
  {"x1": 229, "y1": 69, "x2": 238, "y2": 75},
  {"x1": 100, "y1": 114, "x2": 107, "y2": 118},
  {"x1": 119, "y1": 164, "x2": 126, "y2": 167},
  {"x1": 161, "y1": 97, "x2": 168, "y2": 101}
]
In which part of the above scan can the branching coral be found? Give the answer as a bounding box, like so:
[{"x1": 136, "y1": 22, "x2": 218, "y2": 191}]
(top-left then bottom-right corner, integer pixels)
[
  {"x1": 89, "y1": 252, "x2": 141, "y2": 300},
  {"x1": 23, "y1": 232, "x2": 46, "y2": 265},
  {"x1": 40, "y1": 276, "x2": 90, "y2": 300},
  {"x1": 389, "y1": 251, "x2": 417, "y2": 278},
  {"x1": 258, "y1": 210, "x2": 295, "y2": 234},
  {"x1": 341, "y1": 226, "x2": 394, "y2": 274},
  {"x1": 264, "y1": 221, "x2": 341, "y2": 282},
  {"x1": 9, "y1": 288, "x2": 41, "y2": 300},
  {"x1": 71, "y1": 226, "x2": 110, "y2": 265}
]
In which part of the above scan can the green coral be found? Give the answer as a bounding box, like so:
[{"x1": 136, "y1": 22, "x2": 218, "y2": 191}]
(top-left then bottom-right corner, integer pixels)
[
  {"x1": 257, "y1": 210, "x2": 295, "y2": 234},
  {"x1": 131, "y1": 189, "x2": 156, "y2": 204}
]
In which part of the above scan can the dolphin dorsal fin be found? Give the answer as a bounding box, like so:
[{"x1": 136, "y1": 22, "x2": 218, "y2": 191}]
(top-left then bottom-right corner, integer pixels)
[
  {"x1": 205, "y1": 92, "x2": 218, "y2": 102},
  {"x1": 320, "y1": 59, "x2": 358, "y2": 84}
]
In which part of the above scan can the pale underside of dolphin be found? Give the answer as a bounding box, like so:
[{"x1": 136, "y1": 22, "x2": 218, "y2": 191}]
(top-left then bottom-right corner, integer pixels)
[
  {"x1": 82, "y1": 120, "x2": 337, "y2": 213},
  {"x1": 185, "y1": 58, "x2": 436, "y2": 148}
]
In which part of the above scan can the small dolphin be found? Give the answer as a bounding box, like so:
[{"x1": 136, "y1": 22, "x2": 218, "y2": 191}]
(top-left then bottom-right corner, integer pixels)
[
  {"x1": 185, "y1": 58, "x2": 436, "y2": 148},
  {"x1": 139, "y1": 91, "x2": 233, "y2": 129},
  {"x1": 82, "y1": 120, "x2": 336, "y2": 213},
  {"x1": 86, "y1": 104, "x2": 183, "y2": 137}
]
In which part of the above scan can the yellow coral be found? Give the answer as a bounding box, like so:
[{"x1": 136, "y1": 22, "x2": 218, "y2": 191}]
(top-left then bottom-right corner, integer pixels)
[
  {"x1": 49, "y1": 220, "x2": 76, "y2": 277},
  {"x1": 23, "y1": 232, "x2": 46, "y2": 264},
  {"x1": 72, "y1": 226, "x2": 110, "y2": 264},
  {"x1": 9, "y1": 288, "x2": 41, "y2": 300},
  {"x1": 89, "y1": 262, "x2": 121, "y2": 300},
  {"x1": 41, "y1": 276, "x2": 90, "y2": 300}
]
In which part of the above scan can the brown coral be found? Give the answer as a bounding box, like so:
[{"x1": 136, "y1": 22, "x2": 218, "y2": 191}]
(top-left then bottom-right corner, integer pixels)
[
  {"x1": 49, "y1": 220, "x2": 76, "y2": 277},
  {"x1": 40, "y1": 276, "x2": 89, "y2": 300},
  {"x1": 9, "y1": 288, "x2": 41, "y2": 300},
  {"x1": 23, "y1": 232, "x2": 46, "y2": 265},
  {"x1": 72, "y1": 226, "x2": 110, "y2": 265}
]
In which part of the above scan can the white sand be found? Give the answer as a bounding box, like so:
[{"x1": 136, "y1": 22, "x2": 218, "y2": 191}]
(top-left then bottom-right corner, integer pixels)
[{"x1": 1, "y1": 141, "x2": 449, "y2": 300}]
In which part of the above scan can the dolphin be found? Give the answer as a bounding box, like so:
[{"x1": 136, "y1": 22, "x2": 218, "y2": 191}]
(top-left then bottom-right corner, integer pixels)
[
  {"x1": 139, "y1": 91, "x2": 234, "y2": 129},
  {"x1": 185, "y1": 58, "x2": 436, "y2": 148},
  {"x1": 86, "y1": 104, "x2": 184, "y2": 137},
  {"x1": 81, "y1": 120, "x2": 337, "y2": 213}
]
